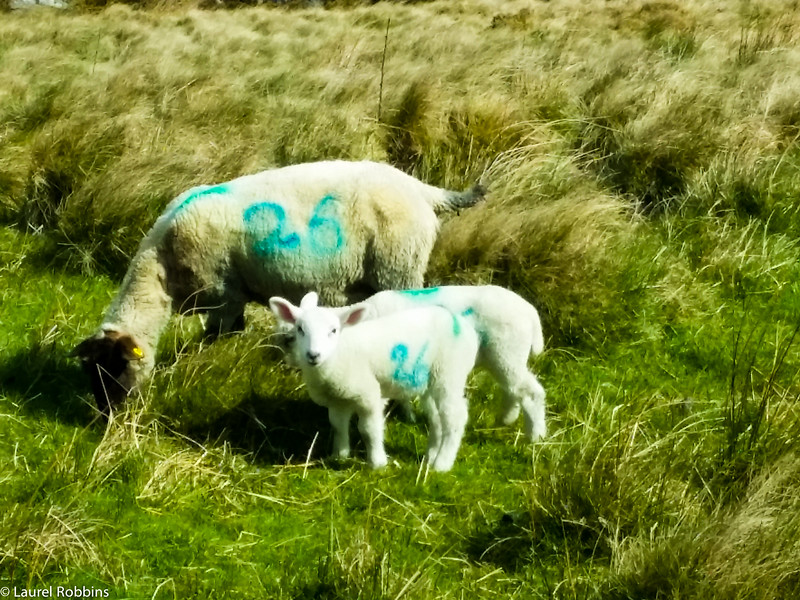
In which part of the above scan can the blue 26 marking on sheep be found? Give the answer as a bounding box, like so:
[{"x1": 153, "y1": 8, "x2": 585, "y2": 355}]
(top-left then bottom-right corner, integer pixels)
[
  {"x1": 243, "y1": 202, "x2": 301, "y2": 255},
  {"x1": 170, "y1": 184, "x2": 230, "y2": 218},
  {"x1": 244, "y1": 194, "x2": 344, "y2": 257},
  {"x1": 307, "y1": 194, "x2": 344, "y2": 254},
  {"x1": 390, "y1": 343, "x2": 430, "y2": 390}
]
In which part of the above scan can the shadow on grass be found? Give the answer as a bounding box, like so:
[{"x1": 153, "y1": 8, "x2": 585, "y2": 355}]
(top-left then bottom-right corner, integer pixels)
[
  {"x1": 0, "y1": 338, "x2": 426, "y2": 469},
  {"x1": 182, "y1": 401, "x2": 420, "y2": 465},
  {"x1": 465, "y1": 511, "x2": 533, "y2": 573},
  {"x1": 177, "y1": 395, "x2": 424, "y2": 469},
  {"x1": 0, "y1": 344, "x2": 96, "y2": 425},
  {"x1": 182, "y1": 392, "x2": 333, "y2": 466}
]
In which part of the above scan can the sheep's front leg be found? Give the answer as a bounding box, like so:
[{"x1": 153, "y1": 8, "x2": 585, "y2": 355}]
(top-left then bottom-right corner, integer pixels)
[
  {"x1": 204, "y1": 306, "x2": 245, "y2": 338},
  {"x1": 328, "y1": 406, "x2": 353, "y2": 459},
  {"x1": 357, "y1": 406, "x2": 388, "y2": 469}
]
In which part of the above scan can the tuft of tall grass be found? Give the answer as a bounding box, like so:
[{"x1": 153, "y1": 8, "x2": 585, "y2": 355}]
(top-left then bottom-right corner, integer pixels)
[{"x1": 428, "y1": 140, "x2": 638, "y2": 347}]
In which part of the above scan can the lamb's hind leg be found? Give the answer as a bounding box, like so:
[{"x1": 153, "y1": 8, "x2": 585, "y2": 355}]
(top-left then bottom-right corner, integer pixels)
[
  {"x1": 514, "y1": 373, "x2": 547, "y2": 441},
  {"x1": 420, "y1": 394, "x2": 443, "y2": 467},
  {"x1": 498, "y1": 389, "x2": 521, "y2": 427},
  {"x1": 490, "y1": 360, "x2": 546, "y2": 440}
]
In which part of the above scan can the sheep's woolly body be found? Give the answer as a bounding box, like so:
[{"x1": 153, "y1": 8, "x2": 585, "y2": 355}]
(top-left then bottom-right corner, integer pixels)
[
  {"x1": 350, "y1": 285, "x2": 547, "y2": 440},
  {"x1": 79, "y1": 160, "x2": 484, "y2": 411},
  {"x1": 271, "y1": 294, "x2": 479, "y2": 472}
]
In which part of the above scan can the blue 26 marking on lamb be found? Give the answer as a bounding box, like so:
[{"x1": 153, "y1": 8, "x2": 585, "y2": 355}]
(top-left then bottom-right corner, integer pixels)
[
  {"x1": 390, "y1": 343, "x2": 430, "y2": 390},
  {"x1": 244, "y1": 194, "x2": 344, "y2": 257},
  {"x1": 400, "y1": 287, "x2": 440, "y2": 298}
]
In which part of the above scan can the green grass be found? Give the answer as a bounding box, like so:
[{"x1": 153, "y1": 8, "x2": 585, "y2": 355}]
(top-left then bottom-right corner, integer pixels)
[{"x1": 2, "y1": 0, "x2": 800, "y2": 597}]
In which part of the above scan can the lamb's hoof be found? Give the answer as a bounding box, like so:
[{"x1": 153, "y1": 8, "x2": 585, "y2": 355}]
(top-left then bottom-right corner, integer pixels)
[
  {"x1": 368, "y1": 456, "x2": 389, "y2": 470},
  {"x1": 500, "y1": 406, "x2": 521, "y2": 426},
  {"x1": 526, "y1": 421, "x2": 547, "y2": 442}
]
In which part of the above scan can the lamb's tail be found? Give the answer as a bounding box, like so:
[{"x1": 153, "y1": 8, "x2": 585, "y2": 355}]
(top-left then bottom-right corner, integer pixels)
[
  {"x1": 530, "y1": 305, "x2": 545, "y2": 357},
  {"x1": 431, "y1": 182, "x2": 487, "y2": 215}
]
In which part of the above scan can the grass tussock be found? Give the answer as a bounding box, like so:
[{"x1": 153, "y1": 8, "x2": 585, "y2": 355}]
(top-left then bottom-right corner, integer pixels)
[{"x1": 2, "y1": 0, "x2": 800, "y2": 597}]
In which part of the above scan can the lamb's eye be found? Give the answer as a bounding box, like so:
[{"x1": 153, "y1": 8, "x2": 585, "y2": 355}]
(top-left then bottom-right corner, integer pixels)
[
  {"x1": 330, "y1": 327, "x2": 338, "y2": 336},
  {"x1": 297, "y1": 325, "x2": 305, "y2": 336}
]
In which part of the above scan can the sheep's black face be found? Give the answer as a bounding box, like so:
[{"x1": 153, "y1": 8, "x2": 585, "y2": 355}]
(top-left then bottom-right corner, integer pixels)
[{"x1": 73, "y1": 331, "x2": 143, "y2": 416}]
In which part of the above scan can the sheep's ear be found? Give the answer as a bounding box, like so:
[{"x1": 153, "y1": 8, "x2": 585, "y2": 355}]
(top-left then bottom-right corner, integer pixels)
[
  {"x1": 116, "y1": 334, "x2": 145, "y2": 361},
  {"x1": 72, "y1": 330, "x2": 143, "y2": 362},
  {"x1": 72, "y1": 335, "x2": 102, "y2": 361},
  {"x1": 300, "y1": 292, "x2": 319, "y2": 309},
  {"x1": 340, "y1": 305, "x2": 368, "y2": 328},
  {"x1": 269, "y1": 296, "x2": 300, "y2": 325}
]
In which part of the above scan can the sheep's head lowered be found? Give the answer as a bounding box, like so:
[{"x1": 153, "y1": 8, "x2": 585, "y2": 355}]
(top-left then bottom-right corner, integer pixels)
[{"x1": 73, "y1": 328, "x2": 146, "y2": 415}]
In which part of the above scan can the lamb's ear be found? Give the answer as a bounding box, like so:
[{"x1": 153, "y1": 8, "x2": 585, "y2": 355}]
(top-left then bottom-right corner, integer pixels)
[
  {"x1": 340, "y1": 304, "x2": 368, "y2": 328},
  {"x1": 300, "y1": 292, "x2": 319, "y2": 309},
  {"x1": 269, "y1": 296, "x2": 300, "y2": 325}
]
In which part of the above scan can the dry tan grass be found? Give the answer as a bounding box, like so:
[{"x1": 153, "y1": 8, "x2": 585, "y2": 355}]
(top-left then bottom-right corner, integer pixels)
[{"x1": 3, "y1": 2, "x2": 800, "y2": 597}]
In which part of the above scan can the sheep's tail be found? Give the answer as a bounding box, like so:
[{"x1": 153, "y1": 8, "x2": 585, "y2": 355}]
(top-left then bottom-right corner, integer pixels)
[{"x1": 432, "y1": 183, "x2": 487, "y2": 215}]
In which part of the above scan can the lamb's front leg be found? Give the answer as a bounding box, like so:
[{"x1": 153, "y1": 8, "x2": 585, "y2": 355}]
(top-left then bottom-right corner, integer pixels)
[
  {"x1": 357, "y1": 406, "x2": 388, "y2": 469},
  {"x1": 328, "y1": 406, "x2": 353, "y2": 459}
]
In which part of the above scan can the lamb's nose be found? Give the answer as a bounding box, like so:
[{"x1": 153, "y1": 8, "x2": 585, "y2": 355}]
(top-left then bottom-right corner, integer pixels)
[{"x1": 306, "y1": 351, "x2": 320, "y2": 365}]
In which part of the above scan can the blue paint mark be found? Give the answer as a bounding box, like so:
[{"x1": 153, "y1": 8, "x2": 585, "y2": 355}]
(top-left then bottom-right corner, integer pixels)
[
  {"x1": 307, "y1": 194, "x2": 344, "y2": 254},
  {"x1": 390, "y1": 343, "x2": 430, "y2": 390},
  {"x1": 459, "y1": 307, "x2": 487, "y2": 346},
  {"x1": 244, "y1": 194, "x2": 345, "y2": 258},
  {"x1": 400, "y1": 287, "x2": 440, "y2": 298},
  {"x1": 451, "y1": 313, "x2": 462, "y2": 336},
  {"x1": 243, "y1": 202, "x2": 301, "y2": 256},
  {"x1": 171, "y1": 184, "x2": 229, "y2": 218}
]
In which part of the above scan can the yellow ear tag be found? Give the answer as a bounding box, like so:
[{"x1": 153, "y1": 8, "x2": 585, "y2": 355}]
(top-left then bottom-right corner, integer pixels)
[{"x1": 132, "y1": 346, "x2": 144, "y2": 359}]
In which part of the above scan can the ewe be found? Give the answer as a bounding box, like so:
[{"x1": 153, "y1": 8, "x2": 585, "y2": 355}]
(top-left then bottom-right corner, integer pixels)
[
  {"x1": 75, "y1": 160, "x2": 484, "y2": 414},
  {"x1": 270, "y1": 292, "x2": 479, "y2": 472}
]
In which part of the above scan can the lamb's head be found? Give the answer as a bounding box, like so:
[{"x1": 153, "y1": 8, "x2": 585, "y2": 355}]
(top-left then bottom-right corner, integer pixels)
[
  {"x1": 73, "y1": 327, "x2": 146, "y2": 415},
  {"x1": 269, "y1": 292, "x2": 368, "y2": 368}
]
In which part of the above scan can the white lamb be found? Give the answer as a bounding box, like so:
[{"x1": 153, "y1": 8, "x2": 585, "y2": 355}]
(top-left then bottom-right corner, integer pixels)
[
  {"x1": 269, "y1": 292, "x2": 480, "y2": 472},
  {"x1": 328, "y1": 285, "x2": 548, "y2": 440},
  {"x1": 74, "y1": 160, "x2": 484, "y2": 414}
]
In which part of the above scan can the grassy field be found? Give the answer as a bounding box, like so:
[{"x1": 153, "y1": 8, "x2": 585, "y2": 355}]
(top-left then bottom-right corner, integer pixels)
[{"x1": 2, "y1": 0, "x2": 800, "y2": 597}]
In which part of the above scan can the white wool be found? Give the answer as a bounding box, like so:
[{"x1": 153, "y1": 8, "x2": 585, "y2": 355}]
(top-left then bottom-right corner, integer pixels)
[
  {"x1": 79, "y1": 160, "x2": 484, "y2": 404},
  {"x1": 334, "y1": 285, "x2": 547, "y2": 440},
  {"x1": 270, "y1": 291, "x2": 479, "y2": 472}
]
